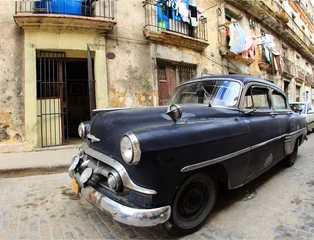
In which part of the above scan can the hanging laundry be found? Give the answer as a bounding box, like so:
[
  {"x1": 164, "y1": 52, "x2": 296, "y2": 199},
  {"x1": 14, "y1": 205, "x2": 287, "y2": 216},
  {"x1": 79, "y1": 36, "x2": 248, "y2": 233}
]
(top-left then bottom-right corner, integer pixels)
[
  {"x1": 189, "y1": 0, "x2": 198, "y2": 27},
  {"x1": 271, "y1": 54, "x2": 282, "y2": 75},
  {"x1": 157, "y1": 1, "x2": 170, "y2": 31},
  {"x1": 271, "y1": 50, "x2": 282, "y2": 75},
  {"x1": 229, "y1": 23, "x2": 246, "y2": 54},
  {"x1": 242, "y1": 39, "x2": 256, "y2": 61},
  {"x1": 244, "y1": 34, "x2": 254, "y2": 51},
  {"x1": 177, "y1": 0, "x2": 189, "y2": 23},
  {"x1": 261, "y1": 34, "x2": 275, "y2": 49}
]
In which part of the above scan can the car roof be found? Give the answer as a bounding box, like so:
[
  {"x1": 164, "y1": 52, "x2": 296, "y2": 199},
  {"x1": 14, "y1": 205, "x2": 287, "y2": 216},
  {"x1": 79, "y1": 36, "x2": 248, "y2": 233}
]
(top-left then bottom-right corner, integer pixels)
[{"x1": 182, "y1": 74, "x2": 283, "y2": 93}]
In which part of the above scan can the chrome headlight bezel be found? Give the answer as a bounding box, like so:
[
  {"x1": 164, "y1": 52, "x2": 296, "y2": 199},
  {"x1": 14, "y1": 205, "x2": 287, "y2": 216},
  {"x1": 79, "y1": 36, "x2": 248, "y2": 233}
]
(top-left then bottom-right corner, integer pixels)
[
  {"x1": 120, "y1": 132, "x2": 141, "y2": 165},
  {"x1": 78, "y1": 121, "x2": 90, "y2": 139}
]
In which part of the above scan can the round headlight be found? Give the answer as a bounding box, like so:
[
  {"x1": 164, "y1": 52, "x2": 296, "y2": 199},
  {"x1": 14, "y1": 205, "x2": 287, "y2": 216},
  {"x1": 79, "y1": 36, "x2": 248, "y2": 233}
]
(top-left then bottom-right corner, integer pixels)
[
  {"x1": 78, "y1": 122, "x2": 86, "y2": 138},
  {"x1": 120, "y1": 132, "x2": 141, "y2": 165},
  {"x1": 120, "y1": 136, "x2": 133, "y2": 164}
]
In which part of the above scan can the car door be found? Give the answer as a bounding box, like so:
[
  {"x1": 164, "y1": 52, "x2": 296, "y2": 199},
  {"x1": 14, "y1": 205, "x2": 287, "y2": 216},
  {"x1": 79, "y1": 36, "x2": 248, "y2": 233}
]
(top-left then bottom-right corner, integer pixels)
[
  {"x1": 307, "y1": 103, "x2": 314, "y2": 130},
  {"x1": 269, "y1": 88, "x2": 291, "y2": 159},
  {"x1": 243, "y1": 84, "x2": 282, "y2": 181}
]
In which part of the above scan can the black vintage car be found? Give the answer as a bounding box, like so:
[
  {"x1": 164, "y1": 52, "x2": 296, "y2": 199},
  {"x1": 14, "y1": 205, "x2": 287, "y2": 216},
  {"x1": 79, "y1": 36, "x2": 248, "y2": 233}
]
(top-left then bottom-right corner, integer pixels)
[{"x1": 68, "y1": 75, "x2": 307, "y2": 235}]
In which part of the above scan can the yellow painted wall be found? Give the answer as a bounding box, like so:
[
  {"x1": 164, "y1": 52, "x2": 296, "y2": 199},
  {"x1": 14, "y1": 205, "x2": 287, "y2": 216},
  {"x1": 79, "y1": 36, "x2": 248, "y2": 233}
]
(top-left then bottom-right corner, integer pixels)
[{"x1": 24, "y1": 29, "x2": 108, "y2": 150}]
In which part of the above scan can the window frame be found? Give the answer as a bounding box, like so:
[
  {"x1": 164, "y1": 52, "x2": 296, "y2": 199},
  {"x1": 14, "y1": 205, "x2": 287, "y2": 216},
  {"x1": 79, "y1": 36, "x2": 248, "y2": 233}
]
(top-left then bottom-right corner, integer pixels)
[
  {"x1": 271, "y1": 89, "x2": 288, "y2": 111},
  {"x1": 242, "y1": 84, "x2": 272, "y2": 112}
]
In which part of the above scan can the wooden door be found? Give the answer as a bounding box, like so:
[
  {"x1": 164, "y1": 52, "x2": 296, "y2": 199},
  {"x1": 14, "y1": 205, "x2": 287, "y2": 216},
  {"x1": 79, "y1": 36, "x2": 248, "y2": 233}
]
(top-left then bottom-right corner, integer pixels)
[{"x1": 158, "y1": 66, "x2": 176, "y2": 106}]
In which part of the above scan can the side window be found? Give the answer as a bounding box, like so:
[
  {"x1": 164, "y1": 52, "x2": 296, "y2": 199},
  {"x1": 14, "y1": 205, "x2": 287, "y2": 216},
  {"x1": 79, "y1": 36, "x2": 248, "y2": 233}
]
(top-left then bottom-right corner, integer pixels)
[
  {"x1": 308, "y1": 104, "x2": 313, "y2": 113},
  {"x1": 244, "y1": 87, "x2": 270, "y2": 110},
  {"x1": 272, "y1": 90, "x2": 287, "y2": 110}
]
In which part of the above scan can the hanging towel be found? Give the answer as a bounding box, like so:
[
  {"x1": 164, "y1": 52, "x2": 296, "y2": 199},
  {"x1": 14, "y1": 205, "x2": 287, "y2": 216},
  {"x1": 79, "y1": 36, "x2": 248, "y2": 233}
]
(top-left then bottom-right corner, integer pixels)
[
  {"x1": 261, "y1": 34, "x2": 275, "y2": 49},
  {"x1": 244, "y1": 34, "x2": 254, "y2": 51},
  {"x1": 229, "y1": 24, "x2": 246, "y2": 54}
]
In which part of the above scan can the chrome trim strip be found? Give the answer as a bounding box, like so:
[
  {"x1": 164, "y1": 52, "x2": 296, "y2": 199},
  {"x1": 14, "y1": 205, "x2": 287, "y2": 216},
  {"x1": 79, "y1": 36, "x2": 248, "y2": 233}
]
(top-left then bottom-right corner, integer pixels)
[
  {"x1": 181, "y1": 147, "x2": 251, "y2": 172},
  {"x1": 87, "y1": 134, "x2": 100, "y2": 143},
  {"x1": 93, "y1": 107, "x2": 132, "y2": 113},
  {"x1": 251, "y1": 135, "x2": 282, "y2": 150},
  {"x1": 181, "y1": 127, "x2": 306, "y2": 172},
  {"x1": 82, "y1": 144, "x2": 157, "y2": 195},
  {"x1": 82, "y1": 186, "x2": 171, "y2": 227}
]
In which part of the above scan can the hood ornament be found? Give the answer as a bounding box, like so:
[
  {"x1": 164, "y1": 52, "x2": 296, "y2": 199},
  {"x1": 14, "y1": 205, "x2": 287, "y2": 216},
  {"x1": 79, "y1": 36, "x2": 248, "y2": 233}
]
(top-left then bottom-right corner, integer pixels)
[{"x1": 166, "y1": 104, "x2": 182, "y2": 123}]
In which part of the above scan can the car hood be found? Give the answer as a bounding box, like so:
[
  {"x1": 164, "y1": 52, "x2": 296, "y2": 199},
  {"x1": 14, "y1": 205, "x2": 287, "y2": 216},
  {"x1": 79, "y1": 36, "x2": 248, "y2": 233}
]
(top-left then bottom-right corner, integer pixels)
[{"x1": 88, "y1": 105, "x2": 240, "y2": 160}]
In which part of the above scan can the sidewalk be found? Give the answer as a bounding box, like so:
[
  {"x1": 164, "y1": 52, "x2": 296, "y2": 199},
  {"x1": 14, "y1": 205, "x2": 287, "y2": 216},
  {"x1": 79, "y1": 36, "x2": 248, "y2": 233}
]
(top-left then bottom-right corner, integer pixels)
[{"x1": 0, "y1": 144, "x2": 80, "y2": 174}]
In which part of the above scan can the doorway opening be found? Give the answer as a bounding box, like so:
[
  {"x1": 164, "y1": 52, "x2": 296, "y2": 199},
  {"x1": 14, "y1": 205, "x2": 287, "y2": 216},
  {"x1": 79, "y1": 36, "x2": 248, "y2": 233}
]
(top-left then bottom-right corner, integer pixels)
[
  {"x1": 66, "y1": 59, "x2": 91, "y2": 143},
  {"x1": 36, "y1": 51, "x2": 93, "y2": 148}
]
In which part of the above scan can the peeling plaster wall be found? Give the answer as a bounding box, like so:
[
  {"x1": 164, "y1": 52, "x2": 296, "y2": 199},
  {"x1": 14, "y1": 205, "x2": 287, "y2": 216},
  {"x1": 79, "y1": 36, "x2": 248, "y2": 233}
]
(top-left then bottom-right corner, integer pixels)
[
  {"x1": 0, "y1": 1, "x2": 25, "y2": 152},
  {"x1": 106, "y1": 0, "x2": 154, "y2": 107},
  {"x1": 106, "y1": 0, "x2": 226, "y2": 108}
]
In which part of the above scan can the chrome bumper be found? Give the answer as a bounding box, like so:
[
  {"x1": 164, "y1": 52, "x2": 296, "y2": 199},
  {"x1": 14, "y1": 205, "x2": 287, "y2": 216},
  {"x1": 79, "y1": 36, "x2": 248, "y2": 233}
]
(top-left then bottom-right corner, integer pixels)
[{"x1": 81, "y1": 186, "x2": 171, "y2": 227}]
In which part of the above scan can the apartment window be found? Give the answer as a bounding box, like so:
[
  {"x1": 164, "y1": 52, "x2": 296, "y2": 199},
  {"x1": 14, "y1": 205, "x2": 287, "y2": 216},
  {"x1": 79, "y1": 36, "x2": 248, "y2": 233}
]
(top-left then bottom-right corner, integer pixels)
[
  {"x1": 292, "y1": 13, "x2": 297, "y2": 32},
  {"x1": 296, "y1": 86, "x2": 301, "y2": 102},
  {"x1": 296, "y1": 55, "x2": 301, "y2": 67}
]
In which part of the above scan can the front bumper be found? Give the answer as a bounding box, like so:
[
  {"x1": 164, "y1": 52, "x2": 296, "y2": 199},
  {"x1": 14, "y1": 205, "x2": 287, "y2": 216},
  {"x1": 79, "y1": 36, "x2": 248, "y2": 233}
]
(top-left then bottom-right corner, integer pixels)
[{"x1": 81, "y1": 186, "x2": 171, "y2": 227}]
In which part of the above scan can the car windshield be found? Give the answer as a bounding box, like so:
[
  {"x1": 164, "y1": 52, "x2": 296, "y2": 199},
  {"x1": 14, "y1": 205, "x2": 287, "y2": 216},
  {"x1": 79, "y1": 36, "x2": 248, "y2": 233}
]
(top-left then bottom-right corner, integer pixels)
[
  {"x1": 169, "y1": 80, "x2": 241, "y2": 107},
  {"x1": 290, "y1": 103, "x2": 305, "y2": 114}
]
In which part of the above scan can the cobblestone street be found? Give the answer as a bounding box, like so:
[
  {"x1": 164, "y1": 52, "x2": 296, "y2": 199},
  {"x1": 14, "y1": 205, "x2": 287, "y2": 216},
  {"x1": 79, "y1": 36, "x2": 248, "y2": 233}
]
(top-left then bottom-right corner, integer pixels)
[{"x1": 0, "y1": 134, "x2": 313, "y2": 240}]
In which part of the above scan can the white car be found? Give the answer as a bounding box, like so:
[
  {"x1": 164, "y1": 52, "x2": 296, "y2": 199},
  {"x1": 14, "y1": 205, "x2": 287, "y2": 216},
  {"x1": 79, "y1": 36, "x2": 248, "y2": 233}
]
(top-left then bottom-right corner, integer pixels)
[{"x1": 290, "y1": 102, "x2": 314, "y2": 133}]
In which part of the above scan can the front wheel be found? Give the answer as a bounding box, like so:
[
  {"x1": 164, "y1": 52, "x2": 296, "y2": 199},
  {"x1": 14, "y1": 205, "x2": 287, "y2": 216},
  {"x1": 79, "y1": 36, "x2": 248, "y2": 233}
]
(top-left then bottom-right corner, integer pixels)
[
  {"x1": 163, "y1": 172, "x2": 217, "y2": 236},
  {"x1": 284, "y1": 139, "x2": 299, "y2": 167}
]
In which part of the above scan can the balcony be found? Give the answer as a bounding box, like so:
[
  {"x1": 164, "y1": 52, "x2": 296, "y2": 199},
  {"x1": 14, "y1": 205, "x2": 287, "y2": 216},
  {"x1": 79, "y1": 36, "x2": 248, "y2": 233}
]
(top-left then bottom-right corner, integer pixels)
[
  {"x1": 143, "y1": 0, "x2": 209, "y2": 51},
  {"x1": 257, "y1": 45, "x2": 271, "y2": 72},
  {"x1": 224, "y1": 0, "x2": 314, "y2": 62},
  {"x1": 305, "y1": 73, "x2": 314, "y2": 84},
  {"x1": 290, "y1": 0, "x2": 314, "y2": 27},
  {"x1": 296, "y1": 66, "x2": 305, "y2": 80},
  {"x1": 282, "y1": 57, "x2": 295, "y2": 79},
  {"x1": 218, "y1": 24, "x2": 255, "y2": 65},
  {"x1": 14, "y1": 0, "x2": 116, "y2": 32}
]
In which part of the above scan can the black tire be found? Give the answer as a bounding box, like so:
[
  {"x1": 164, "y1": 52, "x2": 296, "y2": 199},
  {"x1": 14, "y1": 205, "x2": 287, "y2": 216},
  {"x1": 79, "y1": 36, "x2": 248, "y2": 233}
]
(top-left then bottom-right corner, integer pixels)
[
  {"x1": 284, "y1": 139, "x2": 299, "y2": 167},
  {"x1": 163, "y1": 172, "x2": 217, "y2": 236}
]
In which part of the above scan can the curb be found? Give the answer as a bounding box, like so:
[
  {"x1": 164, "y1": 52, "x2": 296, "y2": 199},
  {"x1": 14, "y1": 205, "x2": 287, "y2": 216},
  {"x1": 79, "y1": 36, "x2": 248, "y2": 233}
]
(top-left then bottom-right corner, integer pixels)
[{"x1": 0, "y1": 165, "x2": 69, "y2": 178}]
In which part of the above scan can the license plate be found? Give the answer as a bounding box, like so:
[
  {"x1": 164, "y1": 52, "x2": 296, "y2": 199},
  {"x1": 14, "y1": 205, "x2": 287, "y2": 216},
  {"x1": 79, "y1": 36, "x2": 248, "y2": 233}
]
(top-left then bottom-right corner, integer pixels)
[{"x1": 72, "y1": 178, "x2": 81, "y2": 196}]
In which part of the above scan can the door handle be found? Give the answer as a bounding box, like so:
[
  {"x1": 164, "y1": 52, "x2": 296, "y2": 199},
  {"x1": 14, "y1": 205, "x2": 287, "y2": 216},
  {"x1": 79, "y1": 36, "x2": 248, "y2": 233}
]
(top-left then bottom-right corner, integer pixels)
[
  {"x1": 287, "y1": 111, "x2": 294, "y2": 115},
  {"x1": 270, "y1": 112, "x2": 278, "y2": 117}
]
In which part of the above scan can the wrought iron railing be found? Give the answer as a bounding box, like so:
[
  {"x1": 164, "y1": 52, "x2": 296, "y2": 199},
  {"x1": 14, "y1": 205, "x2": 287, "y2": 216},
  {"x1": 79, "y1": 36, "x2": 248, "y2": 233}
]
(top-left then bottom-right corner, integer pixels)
[
  {"x1": 295, "y1": 0, "x2": 314, "y2": 24},
  {"x1": 15, "y1": 0, "x2": 115, "y2": 18},
  {"x1": 305, "y1": 73, "x2": 313, "y2": 83},
  {"x1": 266, "y1": 0, "x2": 314, "y2": 48},
  {"x1": 296, "y1": 66, "x2": 305, "y2": 79},
  {"x1": 282, "y1": 57, "x2": 295, "y2": 75},
  {"x1": 143, "y1": 0, "x2": 208, "y2": 41}
]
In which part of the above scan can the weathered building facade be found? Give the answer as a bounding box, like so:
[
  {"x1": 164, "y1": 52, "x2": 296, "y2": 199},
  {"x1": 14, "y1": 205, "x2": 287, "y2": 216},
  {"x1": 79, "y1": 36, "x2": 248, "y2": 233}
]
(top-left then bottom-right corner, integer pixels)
[{"x1": 1, "y1": 0, "x2": 314, "y2": 152}]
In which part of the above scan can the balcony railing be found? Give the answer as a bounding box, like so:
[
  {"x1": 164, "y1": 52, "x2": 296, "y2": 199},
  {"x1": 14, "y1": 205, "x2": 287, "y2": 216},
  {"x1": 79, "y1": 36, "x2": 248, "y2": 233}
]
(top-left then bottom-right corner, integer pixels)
[
  {"x1": 305, "y1": 73, "x2": 314, "y2": 83},
  {"x1": 270, "y1": 0, "x2": 314, "y2": 48},
  {"x1": 143, "y1": 0, "x2": 207, "y2": 41},
  {"x1": 257, "y1": 45, "x2": 271, "y2": 72},
  {"x1": 225, "y1": 0, "x2": 314, "y2": 61},
  {"x1": 15, "y1": 0, "x2": 115, "y2": 18},
  {"x1": 282, "y1": 57, "x2": 295, "y2": 76},
  {"x1": 296, "y1": 66, "x2": 305, "y2": 80}
]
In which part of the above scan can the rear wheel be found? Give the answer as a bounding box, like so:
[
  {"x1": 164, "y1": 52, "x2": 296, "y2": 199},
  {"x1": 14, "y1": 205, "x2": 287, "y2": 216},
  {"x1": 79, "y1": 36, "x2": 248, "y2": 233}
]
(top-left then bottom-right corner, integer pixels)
[
  {"x1": 284, "y1": 139, "x2": 299, "y2": 167},
  {"x1": 163, "y1": 173, "x2": 217, "y2": 236}
]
